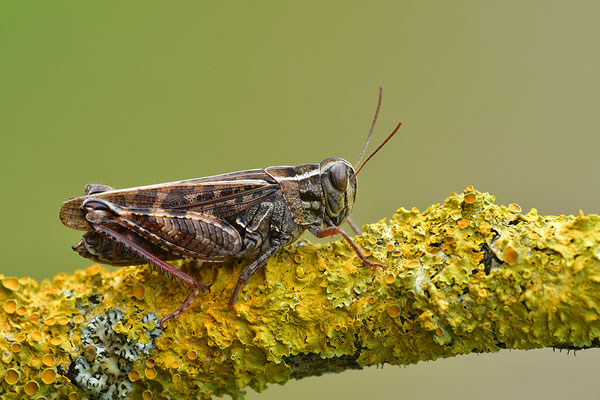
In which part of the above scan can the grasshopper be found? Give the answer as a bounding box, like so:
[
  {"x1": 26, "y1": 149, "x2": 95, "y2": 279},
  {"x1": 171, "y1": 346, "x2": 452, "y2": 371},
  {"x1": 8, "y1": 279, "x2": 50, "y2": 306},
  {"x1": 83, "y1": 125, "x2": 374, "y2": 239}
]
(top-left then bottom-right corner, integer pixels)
[{"x1": 59, "y1": 87, "x2": 401, "y2": 328}]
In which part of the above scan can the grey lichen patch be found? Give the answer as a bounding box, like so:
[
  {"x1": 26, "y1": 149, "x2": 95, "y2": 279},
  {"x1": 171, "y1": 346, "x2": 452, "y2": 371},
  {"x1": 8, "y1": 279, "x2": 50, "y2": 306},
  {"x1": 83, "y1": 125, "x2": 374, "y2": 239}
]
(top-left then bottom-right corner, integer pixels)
[{"x1": 67, "y1": 309, "x2": 161, "y2": 400}]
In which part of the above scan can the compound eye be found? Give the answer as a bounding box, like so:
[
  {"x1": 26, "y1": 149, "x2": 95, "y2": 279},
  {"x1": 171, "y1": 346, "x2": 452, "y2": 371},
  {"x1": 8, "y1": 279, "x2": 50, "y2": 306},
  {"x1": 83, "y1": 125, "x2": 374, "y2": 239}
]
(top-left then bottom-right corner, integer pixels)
[{"x1": 329, "y1": 162, "x2": 348, "y2": 192}]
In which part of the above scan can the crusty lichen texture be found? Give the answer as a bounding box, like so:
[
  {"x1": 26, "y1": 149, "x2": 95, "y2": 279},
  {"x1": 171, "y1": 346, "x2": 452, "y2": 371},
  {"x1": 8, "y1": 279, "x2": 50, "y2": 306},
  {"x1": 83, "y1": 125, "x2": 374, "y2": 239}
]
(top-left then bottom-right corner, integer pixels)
[{"x1": 2, "y1": 188, "x2": 600, "y2": 399}]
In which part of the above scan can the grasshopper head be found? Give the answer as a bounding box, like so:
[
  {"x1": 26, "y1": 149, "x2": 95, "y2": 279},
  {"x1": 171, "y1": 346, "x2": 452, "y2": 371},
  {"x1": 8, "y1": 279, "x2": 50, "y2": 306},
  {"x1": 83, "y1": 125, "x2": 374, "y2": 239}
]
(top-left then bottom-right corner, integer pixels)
[{"x1": 319, "y1": 158, "x2": 357, "y2": 226}]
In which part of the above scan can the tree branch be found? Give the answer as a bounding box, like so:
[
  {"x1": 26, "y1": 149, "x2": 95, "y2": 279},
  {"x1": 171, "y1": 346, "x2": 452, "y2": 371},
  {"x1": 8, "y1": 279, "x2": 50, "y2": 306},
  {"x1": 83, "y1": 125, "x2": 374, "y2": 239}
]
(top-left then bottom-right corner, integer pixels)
[{"x1": 2, "y1": 188, "x2": 600, "y2": 399}]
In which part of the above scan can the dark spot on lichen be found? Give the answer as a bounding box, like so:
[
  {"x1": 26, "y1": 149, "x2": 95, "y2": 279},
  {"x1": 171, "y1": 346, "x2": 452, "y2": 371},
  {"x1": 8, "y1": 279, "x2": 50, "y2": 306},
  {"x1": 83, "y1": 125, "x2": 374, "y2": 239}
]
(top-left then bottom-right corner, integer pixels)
[
  {"x1": 89, "y1": 294, "x2": 104, "y2": 305},
  {"x1": 478, "y1": 242, "x2": 502, "y2": 275}
]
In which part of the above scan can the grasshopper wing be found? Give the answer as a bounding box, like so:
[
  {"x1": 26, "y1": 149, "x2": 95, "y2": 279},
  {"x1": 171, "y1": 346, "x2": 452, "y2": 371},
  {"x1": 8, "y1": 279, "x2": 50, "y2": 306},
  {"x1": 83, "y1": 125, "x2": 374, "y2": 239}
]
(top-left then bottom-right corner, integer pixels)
[{"x1": 60, "y1": 169, "x2": 280, "y2": 231}]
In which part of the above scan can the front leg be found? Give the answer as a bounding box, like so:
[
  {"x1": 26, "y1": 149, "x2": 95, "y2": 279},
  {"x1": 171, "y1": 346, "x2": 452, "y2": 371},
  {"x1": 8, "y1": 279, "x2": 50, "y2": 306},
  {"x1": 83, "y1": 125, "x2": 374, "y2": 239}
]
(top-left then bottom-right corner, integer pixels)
[
  {"x1": 228, "y1": 243, "x2": 283, "y2": 306},
  {"x1": 229, "y1": 201, "x2": 279, "y2": 305},
  {"x1": 311, "y1": 225, "x2": 386, "y2": 270},
  {"x1": 346, "y1": 216, "x2": 362, "y2": 235}
]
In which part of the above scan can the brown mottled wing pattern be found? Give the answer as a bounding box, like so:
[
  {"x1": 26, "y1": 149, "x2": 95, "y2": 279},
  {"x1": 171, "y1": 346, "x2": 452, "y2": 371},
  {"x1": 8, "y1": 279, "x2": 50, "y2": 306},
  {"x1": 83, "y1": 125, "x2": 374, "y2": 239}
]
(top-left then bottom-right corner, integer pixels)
[
  {"x1": 60, "y1": 169, "x2": 279, "y2": 230},
  {"x1": 60, "y1": 169, "x2": 282, "y2": 261}
]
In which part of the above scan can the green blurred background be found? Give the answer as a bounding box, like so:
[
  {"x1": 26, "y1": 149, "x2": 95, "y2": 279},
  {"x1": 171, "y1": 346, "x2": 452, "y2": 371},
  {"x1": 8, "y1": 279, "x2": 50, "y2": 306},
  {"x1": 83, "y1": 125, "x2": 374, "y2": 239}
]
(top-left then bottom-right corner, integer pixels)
[{"x1": 1, "y1": 1, "x2": 599, "y2": 399}]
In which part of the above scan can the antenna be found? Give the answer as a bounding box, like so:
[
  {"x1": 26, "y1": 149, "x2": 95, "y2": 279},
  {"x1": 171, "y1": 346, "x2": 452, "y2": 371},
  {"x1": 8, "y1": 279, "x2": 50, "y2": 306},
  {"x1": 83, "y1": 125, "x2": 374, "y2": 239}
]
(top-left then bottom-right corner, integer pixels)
[
  {"x1": 353, "y1": 121, "x2": 402, "y2": 177},
  {"x1": 355, "y1": 86, "x2": 383, "y2": 168}
]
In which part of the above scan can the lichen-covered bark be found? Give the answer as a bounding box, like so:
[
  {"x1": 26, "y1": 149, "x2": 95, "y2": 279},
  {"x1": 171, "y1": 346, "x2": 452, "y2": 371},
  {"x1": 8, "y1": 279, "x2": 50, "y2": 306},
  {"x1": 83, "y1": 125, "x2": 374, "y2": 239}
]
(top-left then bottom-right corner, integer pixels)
[{"x1": 2, "y1": 188, "x2": 600, "y2": 399}]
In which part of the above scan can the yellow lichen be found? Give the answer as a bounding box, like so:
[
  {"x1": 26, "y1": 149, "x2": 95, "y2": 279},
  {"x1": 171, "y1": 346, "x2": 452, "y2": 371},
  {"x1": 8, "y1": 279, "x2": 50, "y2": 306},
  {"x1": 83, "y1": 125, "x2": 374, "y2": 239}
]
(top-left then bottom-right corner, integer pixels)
[
  {"x1": 42, "y1": 354, "x2": 55, "y2": 367},
  {"x1": 145, "y1": 367, "x2": 157, "y2": 379},
  {"x1": 3, "y1": 299, "x2": 17, "y2": 314},
  {"x1": 16, "y1": 305, "x2": 26, "y2": 316},
  {"x1": 2, "y1": 277, "x2": 19, "y2": 291},
  {"x1": 129, "y1": 370, "x2": 140, "y2": 382},
  {"x1": 31, "y1": 330, "x2": 43, "y2": 342},
  {"x1": 83, "y1": 345, "x2": 96, "y2": 362},
  {"x1": 387, "y1": 305, "x2": 400, "y2": 318},
  {"x1": 2, "y1": 189, "x2": 600, "y2": 399},
  {"x1": 133, "y1": 284, "x2": 146, "y2": 300},
  {"x1": 5, "y1": 369, "x2": 19, "y2": 385},
  {"x1": 508, "y1": 203, "x2": 522, "y2": 212},
  {"x1": 24, "y1": 380, "x2": 39, "y2": 395},
  {"x1": 464, "y1": 193, "x2": 476, "y2": 204},
  {"x1": 503, "y1": 246, "x2": 519, "y2": 265},
  {"x1": 86, "y1": 264, "x2": 100, "y2": 276},
  {"x1": 41, "y1": 368, "x2": 56, "y2": 384}
]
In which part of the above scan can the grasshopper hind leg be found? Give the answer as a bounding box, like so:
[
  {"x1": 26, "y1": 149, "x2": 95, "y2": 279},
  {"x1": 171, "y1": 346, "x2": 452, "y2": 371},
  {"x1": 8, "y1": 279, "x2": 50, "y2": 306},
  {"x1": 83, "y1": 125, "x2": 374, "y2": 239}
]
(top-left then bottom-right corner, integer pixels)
[{"x1": 88, "y1": 223, "x2": 206, "y2": 329}]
